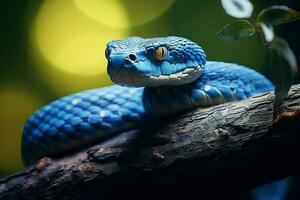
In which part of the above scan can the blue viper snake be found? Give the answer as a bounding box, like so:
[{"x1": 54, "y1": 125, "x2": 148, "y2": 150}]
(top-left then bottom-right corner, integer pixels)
[{"x1": 22, "y1": 36, "x2": 274, "y2": 165}]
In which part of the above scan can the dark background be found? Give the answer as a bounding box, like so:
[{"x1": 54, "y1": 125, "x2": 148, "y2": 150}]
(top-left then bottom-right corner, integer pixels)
[{"x1": 0, "y1": 0, "x2": 299, "y2": 199}]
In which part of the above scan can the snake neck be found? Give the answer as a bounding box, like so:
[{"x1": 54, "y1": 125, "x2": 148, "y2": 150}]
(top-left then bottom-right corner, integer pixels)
[
  {"x1": 142, "y1": 79, "x2": 220, "y2": 117},
  {"x1": 142, "y1": 61, "x2": 275, "y2": 118}
]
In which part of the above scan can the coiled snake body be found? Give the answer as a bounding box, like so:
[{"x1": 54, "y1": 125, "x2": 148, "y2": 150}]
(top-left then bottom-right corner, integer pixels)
[{"x1": 22, "y1": 36, "x2": 274, "y2": 165}]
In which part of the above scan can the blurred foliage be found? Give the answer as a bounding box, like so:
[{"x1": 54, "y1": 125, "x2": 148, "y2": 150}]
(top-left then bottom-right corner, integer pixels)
[
  {"x1": 217, "y1": 20, "x2": 255, "y2": 41},
  {"x1": 218, "y1": 1, "x2": 300, "y2": 119},
  {"x1": 0, "y1": 0, "x2": 299, "y2": 179},
  {"x1": 221, "y1": 0, "x2": 253, "y2": 18}
]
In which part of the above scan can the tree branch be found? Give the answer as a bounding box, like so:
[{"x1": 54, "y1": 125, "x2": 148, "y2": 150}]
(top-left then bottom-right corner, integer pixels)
[{"x1": 1, "y1": 85, "x2": 300, "y2": 200}]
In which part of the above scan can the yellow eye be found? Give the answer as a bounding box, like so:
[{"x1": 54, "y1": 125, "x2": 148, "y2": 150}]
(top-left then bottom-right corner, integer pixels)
[
  {"x1": 105, "y1": 48, "x2": 110, "y2": 59},
  {"x1": 154, "y1": 46, "x2": 167, "y2": 61}
]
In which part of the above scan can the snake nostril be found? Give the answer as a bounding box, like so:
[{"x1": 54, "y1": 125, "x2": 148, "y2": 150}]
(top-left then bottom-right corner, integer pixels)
[
  {"x1": 128, "y1": 54, "x2": 137, "y2": 61},
  {"x1": 124, "y1": 59, "x2": 132, "y2": 67}
]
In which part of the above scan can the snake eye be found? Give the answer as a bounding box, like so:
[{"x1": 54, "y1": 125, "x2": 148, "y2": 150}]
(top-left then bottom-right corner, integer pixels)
[
  {"x1": 105, "y1": 48, "x2": 110, "y2": 59},
  {"x1": 154, "y1": 46, "x2": 168, "y2": 61}
]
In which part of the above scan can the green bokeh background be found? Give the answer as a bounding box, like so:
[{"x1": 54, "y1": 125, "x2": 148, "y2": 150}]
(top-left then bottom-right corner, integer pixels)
[{"x1": 0, "y1": 0, "x2": 299, "y2": 178}]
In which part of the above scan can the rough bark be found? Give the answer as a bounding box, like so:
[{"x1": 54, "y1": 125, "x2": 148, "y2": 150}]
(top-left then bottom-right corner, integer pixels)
[{"x1": 1, "y1": 84, "x2": 300, "y2": 200}]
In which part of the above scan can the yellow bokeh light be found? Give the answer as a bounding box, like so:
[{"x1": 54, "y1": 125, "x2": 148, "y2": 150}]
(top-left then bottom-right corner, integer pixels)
[
  {"x1": 33, "y1": 0, "x2": 129, "y2": 76},
  {"x1": 73, "y1": 0, "x2": 175, "y2": 28},
  {"x1": 73, "y1": 0, "x2": 129, "y2": 29},
  {"x1": 0, "y1": 86, "x2": 42, "y2": 171},
  {"x1": 30, "y1": 0, "x2": 173, "y2": 95},
  {"x1": 53, "y1": 33, "x2": 110, "y2": 76}
]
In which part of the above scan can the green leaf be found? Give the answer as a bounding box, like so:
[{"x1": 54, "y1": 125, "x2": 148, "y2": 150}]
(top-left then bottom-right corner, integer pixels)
[
  {"x1": 221, "y1": 0, "x2": 253, "y2": 18},
  {"x1": 268, "y1": 37, "x2": 298, "y2": 119},
  {"x1": 217, "y1": 20, "x2": 255, "y2": 42},
  {"x1": 257, "y1": 5, "x2": 300, "y2": 26},
  {"x1": 270, "y1": 37, "x2": 298, "y2": 74},
  {"x1": 259, "y1": 23, "x2": 274, "y2": 43},
  {"x1": 269, "y1": 49, "x2": 293, "y2": 119}
]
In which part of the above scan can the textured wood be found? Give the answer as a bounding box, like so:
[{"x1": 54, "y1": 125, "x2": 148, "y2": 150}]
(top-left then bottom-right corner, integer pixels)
[{"x1": 1, "y1": 85, "x2": 300, "y2": 200}]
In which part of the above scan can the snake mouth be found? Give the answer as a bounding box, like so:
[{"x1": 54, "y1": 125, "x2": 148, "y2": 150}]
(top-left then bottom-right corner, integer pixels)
[{"x1": 110, "y1": 65, "x2": 203, "y2": 87}]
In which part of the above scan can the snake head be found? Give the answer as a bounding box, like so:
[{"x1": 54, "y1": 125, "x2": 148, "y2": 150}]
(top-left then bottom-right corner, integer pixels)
[{"x1": 106, "y1": 36, "x2": 206, "y2": 87}]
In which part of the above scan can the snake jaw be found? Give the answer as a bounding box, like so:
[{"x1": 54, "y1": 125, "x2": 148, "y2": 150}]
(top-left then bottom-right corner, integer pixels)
[
  {"x1": 110, "y1": 65, "x2": 204, "y2": 87},
  {"x1": 146, "y1": 65, "x2": 203, "y2": 86}
]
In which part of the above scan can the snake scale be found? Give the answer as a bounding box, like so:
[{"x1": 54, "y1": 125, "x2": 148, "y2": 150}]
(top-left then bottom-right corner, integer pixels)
[{"x1": 22, "y1": 36, "x2": 274, "y2": 165}]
